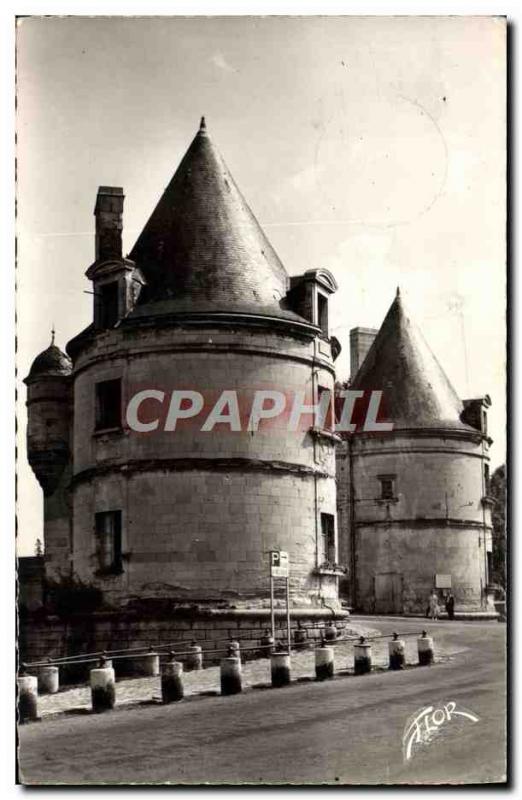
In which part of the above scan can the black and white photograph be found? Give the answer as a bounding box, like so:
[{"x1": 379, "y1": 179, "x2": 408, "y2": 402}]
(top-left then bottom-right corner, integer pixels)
[{"x1": 12, "y1": 9, "x2": 508, "y2": 787}]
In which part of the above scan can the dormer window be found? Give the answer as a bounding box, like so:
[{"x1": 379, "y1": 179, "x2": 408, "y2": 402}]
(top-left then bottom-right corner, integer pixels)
[
  {"x1": 99, "y1": 281, "x2": 119, "y2": 328},
  {"x1": 88, "y1": 265, "x2": 145, "y2": 329},
  {"x1": 460, "y1": 395, "x2": 492, "y2": 435},
  {"x1": 286, "y1": 269, "x2": 338, "y2": 334},
  {"x1": 318, "y1": 292, "x2": 329, "y2": 337}
]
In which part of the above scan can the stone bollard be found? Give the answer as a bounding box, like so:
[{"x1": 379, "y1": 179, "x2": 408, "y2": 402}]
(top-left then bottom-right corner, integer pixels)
[
  {"x1": 315, "y1": 646, "x2": 335, "y2": 680},
  {"x1": 17, "y1": 674, "x2": 38, "y2": 723},
  {"x1": 132, "y1": 651, "x2": 160, "y2": 677},
  {"x1": 418, "y1": 631, "x2": 435, "y2": 666},
  {"x1": 186, "y1": 642, "x2": 203, "y2": 671},
  {"x1": 294, "y1": 624, "x2": 307, "y2": 651},
  {"x1": 261, "y1": 630, "x2": 275, "y2": 657},
  {"x1": 220, "y1": 656, "x2": 242, "y2": 696},
  {"x1": 161, "y1": 653, "x2": 184, "y2": 703},
  {"x1": 354, "y1": 637, "x2": 372, "y2": 675},
  {"x1": 324, "y1": 622, "x2": 338, "y2": 642},
  {"x1": 271, "y1": 653, "x2": 291, "y2": 687},
  {"x1": 388, "y1": 633, "x2": 406, "y2": 670},
  {"x1": 90, "y1": 660, "x2": 116, "y2": 712},
  {"x1": 38, "y1": 665, "x2": 59, "y2": 695}
]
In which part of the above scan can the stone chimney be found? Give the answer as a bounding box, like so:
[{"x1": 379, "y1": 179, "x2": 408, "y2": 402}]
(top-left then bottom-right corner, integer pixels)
[
  {"x1": 350, "y1": 327, "x2": 378, "y2": 380},
  {"x1": 94, "y1": 186, "x2": 124, "y2": 261}
]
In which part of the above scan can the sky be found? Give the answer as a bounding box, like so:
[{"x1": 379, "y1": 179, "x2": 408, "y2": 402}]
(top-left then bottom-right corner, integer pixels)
[{"x1": 16, "y1": 15, "x2": 506, "y2": 555}]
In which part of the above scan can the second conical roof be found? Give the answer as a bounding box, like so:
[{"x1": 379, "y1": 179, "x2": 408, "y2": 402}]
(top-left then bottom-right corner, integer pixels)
[
  {"x1": 352, "y1": 290, "x2": 471, "y2": 431},
  {"x1": 129, "y1": 119, "x2": 301, "y2": 322}
]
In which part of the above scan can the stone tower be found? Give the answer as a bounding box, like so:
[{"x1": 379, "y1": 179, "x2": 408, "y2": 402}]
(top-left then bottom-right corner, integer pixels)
[
  {"x1": 337, "y1": 289, "x2": 495, "y2": 616},
  {"x1": 24, "y1": 333, "x2": 73, "y2": 578},
  {"x1": 53, "y1": 119, "x2": 342, "y2": 611}
]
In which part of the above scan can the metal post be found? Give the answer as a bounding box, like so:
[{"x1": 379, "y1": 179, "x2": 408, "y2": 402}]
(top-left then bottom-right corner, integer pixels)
[
  {"x1": 270, "y1": 575, "x2": 275, "y2": 641},
  {"x1": 286, "y1": 576, "x2": 291, "y2": 655}
]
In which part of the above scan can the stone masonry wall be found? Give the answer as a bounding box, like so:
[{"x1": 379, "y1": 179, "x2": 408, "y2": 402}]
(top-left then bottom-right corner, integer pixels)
[
  {"x1": 73, "y1": 469, "x2": 338, "y2": 607},
  {"x1": 355, "y1": 524, "x2": 485, "y2": 613},
  {"x1": 43, "y1": 465, "x2": 73, "y2": 579},
  {"x1": 337, "y1": 431, "x2": 492, "y2": 613},
  {"x1": 19, "y1": 608, "x2": 350, "y2": 682},
  {"x1": 70, "y1": 324, "x2": 339, "y2": 608}
]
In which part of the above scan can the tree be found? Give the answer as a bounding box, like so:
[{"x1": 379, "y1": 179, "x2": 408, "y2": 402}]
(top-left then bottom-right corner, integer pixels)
[{"x1": 489, "y1": 464, "x2": 506, "y2": 589}]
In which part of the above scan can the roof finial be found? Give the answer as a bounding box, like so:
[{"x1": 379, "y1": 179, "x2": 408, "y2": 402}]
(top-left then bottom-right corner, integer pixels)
[
  {"x1": 199, "y1": 116, "x2": 206, "y2": 132},
  {"x1": 396, "y1": 286, "x2": 401, "y2": 298},
  {"x1": 51, "y1": 324, "x2": 55, "y2": 346}
]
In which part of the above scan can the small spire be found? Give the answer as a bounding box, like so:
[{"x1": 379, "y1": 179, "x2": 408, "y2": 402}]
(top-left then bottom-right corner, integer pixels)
[
  {"x1": 396, "y1": 286, "x2": 401, "y2": 298},
  {"x1": 51, "y1": 324, "x2": 55, "y2": 346},
  {"x1": 199, "y1": 116, "x2": 207, "y2": 132}
]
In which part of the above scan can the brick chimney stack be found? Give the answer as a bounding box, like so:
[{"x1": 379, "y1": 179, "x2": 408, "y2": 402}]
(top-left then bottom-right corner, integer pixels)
[
  {"x1": 94, "y1": 186, "x2": 124, "y2": 261},
  {"x1": 350, "y1": 327, "x2": 378, "y2": 381}
]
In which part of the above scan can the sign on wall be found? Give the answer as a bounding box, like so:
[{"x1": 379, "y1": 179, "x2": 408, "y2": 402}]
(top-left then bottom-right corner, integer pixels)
[
  {"x1": 435, "y1": 574, "x2": 452, "y2": 589},
  {"x1": 270, "y1": 550, "x2": 289, "y2": 578}
]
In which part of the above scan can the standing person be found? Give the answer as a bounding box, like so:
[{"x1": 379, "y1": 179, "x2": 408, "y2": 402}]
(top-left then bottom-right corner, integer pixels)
[
  {"x1": 428, "y1": 590, "x2": 439, "y2": 620},
  {"x1": 446, "y1": 592, "x2": 455, "y2": 620}
]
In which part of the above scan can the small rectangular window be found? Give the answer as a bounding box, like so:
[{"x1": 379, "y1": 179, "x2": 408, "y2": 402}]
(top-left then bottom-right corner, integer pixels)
[
  {"x1": 318, "y1": 385, "x2": 333, "y2": 430},
  {"x1": 100, "y1": 281, "x2": 119, "y2": 328},
  {"x1": 484, "y1": 464, "x2": 490, "y2": 494},
  {"x1": 95, "y1": 510, "x2": 122, "y2": 573},
  {"x1": 320, "y1": 512, "x2": 336, "y2": 563},
  {"x1": 482, "y1": 409, "x2": 488, "y2": 436},
  {"x1": 379, "y1": 476, "x2": 395, "y2": 501},
  {"x1": 317, "y1": 293, "x2": 328, "y2": 337},
  {"x1": 95, "y1": 378, "x2": 122, "y2": 430}
]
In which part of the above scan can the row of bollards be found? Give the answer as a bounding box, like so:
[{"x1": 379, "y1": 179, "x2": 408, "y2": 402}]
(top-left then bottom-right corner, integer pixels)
[
  {"x1": 17, "y1": 630, "x2": 289, "y2": 700},
  {"x1": 17, "y1": 632, "x2": 435, "y2": 721},
  {"x1": 316, "y1": 632, "x2": 434, "y2": 680},
  {"x1": 23, "y1": 644, "x2": 201, "y2": 698}
]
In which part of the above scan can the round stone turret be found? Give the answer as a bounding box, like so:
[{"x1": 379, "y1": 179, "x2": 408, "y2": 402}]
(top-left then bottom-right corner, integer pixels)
[
  {"x1": 66, "y1": 120, "x2": 340, "y2": 610},
  {"x1": 24, "y1": 334, "x2": 72, "y2": 496},
  {"x1": 337, "y1": 291, "x2": 494, "y2": 616}
]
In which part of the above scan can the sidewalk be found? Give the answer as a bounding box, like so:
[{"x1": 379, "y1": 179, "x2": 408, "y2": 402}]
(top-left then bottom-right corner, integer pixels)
[{"x1": 36, "y1": 634, "x2": 462, "y2": 719}]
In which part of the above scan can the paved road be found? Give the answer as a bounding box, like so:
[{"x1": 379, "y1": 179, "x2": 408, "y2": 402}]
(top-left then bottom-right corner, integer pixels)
[{"x1": 18, "y1": 618, "x2": 507, "y2": 785}]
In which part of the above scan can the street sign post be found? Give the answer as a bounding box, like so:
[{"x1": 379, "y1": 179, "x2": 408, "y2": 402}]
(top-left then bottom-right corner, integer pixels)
[{"x1": 269, "y1": 551, "x2": 291, "y2": 653}]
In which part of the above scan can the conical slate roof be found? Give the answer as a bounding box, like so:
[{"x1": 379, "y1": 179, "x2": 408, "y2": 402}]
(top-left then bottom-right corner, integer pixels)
[
  {"x1": 128, "y1": 118, "x2": 303, "y2": 323},
  {"x1": 352, "y1": 289, "x2": 471, "y2": 432},
  {"x1": 26, "y1": 334, "x2": 72, "y2": 382}
]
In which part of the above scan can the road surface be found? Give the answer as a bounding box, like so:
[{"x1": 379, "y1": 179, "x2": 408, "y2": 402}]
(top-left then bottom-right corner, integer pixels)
[{"x1": 18, "y1": 617, "x2": 507, "y2": 785}]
